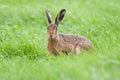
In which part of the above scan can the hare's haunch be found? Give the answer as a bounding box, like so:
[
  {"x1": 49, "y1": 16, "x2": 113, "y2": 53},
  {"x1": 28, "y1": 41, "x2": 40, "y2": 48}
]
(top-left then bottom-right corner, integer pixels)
[{"x1": 46, "y1": 9, "x2": 93, "y2": 55}]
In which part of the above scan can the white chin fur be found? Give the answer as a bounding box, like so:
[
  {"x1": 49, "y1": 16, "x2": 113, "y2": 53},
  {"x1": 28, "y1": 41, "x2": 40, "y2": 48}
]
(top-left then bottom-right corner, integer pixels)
[{"x1": 48, "y1": 37, "x2": 55, "y2": 41}]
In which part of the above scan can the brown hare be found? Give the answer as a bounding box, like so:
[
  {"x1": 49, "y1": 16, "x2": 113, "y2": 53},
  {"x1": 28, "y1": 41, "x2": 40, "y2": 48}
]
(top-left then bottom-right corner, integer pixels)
[{"x1": 45, "y1": 9, "x2": 93, "y2": 56}]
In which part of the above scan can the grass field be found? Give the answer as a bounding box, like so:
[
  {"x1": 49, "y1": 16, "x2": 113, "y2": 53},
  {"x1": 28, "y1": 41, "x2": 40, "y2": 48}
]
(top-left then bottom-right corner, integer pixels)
[{"x1": 0, "y1": 0, "x2": 120, "y2": 80}]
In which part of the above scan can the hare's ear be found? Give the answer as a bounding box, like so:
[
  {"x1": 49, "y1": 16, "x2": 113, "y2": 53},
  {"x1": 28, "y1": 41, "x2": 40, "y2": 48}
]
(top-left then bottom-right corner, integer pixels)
[
  {"x1": 55, "y1": 9, "x2": 66, "y2": 25},
  {"x1": 46, "y1": 10, "x2": 52, "y2": 24}
]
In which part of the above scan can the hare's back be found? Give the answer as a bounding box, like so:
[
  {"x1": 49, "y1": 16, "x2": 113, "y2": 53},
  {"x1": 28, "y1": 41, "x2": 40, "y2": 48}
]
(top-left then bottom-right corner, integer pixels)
[
  {"x1": 59, "y1": 34, "x2": 88, "y2": 42},
  {"x1": 59, "y1": 34, "x2": 92, "y2": 48}
]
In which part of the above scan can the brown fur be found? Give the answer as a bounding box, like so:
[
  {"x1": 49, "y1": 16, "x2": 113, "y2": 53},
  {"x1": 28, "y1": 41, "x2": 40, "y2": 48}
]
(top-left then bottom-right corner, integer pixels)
[{"x1": 46, "y1": 9, "x2": 93, "y2": 55}]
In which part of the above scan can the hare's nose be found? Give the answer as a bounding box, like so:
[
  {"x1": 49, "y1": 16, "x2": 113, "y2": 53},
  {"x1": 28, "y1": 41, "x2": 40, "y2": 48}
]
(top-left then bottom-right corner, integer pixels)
[{"x1": 50, "y1": 35, "x2": 52, "y2": 38}]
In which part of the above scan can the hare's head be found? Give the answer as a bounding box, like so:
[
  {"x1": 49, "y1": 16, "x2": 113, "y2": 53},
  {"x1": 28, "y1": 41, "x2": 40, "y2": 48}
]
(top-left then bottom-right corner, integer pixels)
[{"x1": 46, "y1": 9, "x2": 66, "y2": 40}]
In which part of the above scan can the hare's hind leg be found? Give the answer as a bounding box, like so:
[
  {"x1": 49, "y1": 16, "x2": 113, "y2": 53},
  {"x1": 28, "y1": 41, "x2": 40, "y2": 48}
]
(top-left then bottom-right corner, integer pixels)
[{"x1": 75, "y1": 46, "x2": 81, "y2": 55}]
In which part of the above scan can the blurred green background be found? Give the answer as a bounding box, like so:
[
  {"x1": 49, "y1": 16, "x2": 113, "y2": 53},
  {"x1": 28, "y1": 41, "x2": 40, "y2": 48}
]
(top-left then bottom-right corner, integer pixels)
[{"x1": 0, "y1": 0, "x2": 120, "y2": 80}]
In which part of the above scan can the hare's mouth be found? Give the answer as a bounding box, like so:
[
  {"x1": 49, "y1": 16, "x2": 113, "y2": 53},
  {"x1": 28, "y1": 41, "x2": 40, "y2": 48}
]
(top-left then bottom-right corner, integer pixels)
[
  {"x1": 48, "y1": 36, "x2": 57, "y2": 41},
  {"x1": 48, "y1": 36, "x2": 55, "y2": 41}
]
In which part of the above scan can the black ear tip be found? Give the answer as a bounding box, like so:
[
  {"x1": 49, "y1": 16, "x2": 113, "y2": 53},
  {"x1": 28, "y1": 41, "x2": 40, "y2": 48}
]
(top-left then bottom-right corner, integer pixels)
[
  {"x1": 60, "y1": 9, "x2": 66, "y2": 14},
  {"x1": 61, "y1": 9, "x2": 66, "y2": 12}
]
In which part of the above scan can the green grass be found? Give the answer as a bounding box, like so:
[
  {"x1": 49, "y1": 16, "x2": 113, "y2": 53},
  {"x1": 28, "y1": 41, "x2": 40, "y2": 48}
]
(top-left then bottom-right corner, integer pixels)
[{"x1": 0, "y1": 0, "x2": 120, "y2": 80}]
